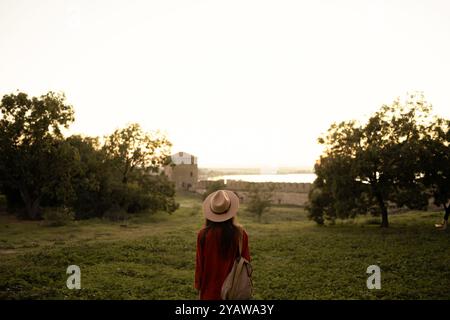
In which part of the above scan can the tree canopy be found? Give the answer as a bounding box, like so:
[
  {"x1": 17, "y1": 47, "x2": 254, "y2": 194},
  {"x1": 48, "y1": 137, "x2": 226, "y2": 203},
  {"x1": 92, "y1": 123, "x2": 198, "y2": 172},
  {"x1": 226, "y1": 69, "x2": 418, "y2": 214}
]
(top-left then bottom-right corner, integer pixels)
[
  {"x1": 0, "y1": 92, "x2": 75, "y2": 218},
  {"x1": 103, "y1": 123, "x2": 172, "y2": 184},
  {"x1": 308, "y1": 93, "x2": 449, "y2": 227},
  {"x1": 0, "y1": 91, "x2": 177, "y2": 220}
]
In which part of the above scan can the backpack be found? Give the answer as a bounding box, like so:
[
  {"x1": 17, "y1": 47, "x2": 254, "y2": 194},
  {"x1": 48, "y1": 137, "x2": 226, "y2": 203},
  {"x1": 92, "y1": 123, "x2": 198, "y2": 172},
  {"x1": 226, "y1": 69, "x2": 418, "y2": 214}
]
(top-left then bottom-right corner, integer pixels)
[{"x1": 220, "y1": 229, "x2": 253, "y2": 300}]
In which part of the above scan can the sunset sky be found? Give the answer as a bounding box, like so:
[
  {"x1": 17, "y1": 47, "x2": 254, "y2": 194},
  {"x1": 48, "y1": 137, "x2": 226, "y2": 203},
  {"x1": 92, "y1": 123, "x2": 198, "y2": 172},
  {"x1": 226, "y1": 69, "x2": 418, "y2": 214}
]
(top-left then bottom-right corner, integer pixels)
[{"x1": 1, "y1": 0, "x2": 449, "y2": 168}]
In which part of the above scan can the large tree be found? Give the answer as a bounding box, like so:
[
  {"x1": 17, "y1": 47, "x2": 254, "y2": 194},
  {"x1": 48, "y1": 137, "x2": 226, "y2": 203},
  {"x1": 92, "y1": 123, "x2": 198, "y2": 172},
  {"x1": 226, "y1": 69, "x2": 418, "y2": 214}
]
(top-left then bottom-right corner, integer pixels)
[
  {"x1": 0, "y1": 91, "x2": 74, "y2": 219},
  {"x1": 308, "y1": 93, "x2": 435, "y2": 227},
  {"x1": 420, "y1": 118, "x2": 450, "y2": 227},
  {"x1": 103, "y1": 123, "x2": 172, "y2": 184},
  {"x1": 102, "y1": 123, "x2": 177, "y2": 215}
]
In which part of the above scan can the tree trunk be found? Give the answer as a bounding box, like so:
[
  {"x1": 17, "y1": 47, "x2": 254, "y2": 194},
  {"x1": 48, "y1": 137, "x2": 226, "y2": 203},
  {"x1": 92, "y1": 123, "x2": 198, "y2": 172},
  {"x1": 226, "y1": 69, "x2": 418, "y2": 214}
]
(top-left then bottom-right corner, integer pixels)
[
  {"x1": 375, "y1": 192, "x2": 389, "y2": 228},
  {"x1": 444, "y1": 203, "x2": 450, "y2": 221},
  {"x1": 380, "y1": 205, "x2": 389, "y2": 228},
  {"x1": 27, "y1": 198, "x2": 41, "y2": 220},
  {"x1": 19, "y1": 186, "x2": 41, "y2": 220}
]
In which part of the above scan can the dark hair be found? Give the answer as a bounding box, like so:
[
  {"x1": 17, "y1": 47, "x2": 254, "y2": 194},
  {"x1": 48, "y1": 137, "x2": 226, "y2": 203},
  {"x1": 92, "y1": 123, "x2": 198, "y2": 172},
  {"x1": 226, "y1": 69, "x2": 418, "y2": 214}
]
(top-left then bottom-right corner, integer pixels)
[{"x1": 200, "y1": 217, "x2": 241, "y2": 255}]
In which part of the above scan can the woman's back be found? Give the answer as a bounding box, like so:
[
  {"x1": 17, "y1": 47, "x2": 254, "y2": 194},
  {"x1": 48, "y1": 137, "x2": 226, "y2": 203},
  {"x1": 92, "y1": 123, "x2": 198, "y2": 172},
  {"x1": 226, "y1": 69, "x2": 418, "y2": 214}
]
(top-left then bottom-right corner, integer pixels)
[
  {"x1": 195, "y1": 226, "x2": 250, "y2": 300},
  {"x1": 195, "y1": 189, "x2": 251, "y2": 300}
]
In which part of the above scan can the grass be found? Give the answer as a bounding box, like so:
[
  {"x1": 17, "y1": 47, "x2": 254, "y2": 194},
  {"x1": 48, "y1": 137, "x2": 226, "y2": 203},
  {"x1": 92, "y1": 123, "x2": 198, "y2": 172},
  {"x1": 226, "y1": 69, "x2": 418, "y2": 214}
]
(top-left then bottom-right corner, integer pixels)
[{"x1": 0, "y1": 192, "x2": 449, "y2": 299}]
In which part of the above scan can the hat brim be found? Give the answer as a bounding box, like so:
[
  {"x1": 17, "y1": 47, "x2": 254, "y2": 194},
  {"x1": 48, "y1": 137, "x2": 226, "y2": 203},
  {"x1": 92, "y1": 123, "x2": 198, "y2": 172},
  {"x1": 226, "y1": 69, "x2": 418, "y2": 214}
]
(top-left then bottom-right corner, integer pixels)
[{"x1": 202, "y1": 190, "x2": 240, "y2": 222}]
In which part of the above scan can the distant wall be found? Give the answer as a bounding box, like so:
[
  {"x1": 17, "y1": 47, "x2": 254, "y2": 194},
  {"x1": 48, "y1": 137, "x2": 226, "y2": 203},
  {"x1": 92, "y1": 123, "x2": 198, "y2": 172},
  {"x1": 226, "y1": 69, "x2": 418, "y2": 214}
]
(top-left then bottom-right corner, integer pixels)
[
  {"x1": 195, "y1": 179, "x2": 446, "y2": 210},
  {"x1": 195, "y1": 179, "x2": 311, "y2": 206}
]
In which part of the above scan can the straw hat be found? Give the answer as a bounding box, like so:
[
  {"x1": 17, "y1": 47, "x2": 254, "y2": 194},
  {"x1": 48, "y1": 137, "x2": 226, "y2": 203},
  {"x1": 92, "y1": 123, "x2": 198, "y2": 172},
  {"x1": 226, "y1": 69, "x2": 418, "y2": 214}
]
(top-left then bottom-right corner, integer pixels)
[{"x1": 202, "y1": 190, "x2": 240, "y2": 222}]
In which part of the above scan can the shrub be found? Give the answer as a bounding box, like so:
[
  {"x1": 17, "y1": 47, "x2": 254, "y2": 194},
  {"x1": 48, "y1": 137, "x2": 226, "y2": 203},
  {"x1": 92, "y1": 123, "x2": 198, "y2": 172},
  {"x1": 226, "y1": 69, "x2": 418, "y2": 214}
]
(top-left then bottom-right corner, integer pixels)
[
  {"x1": 42, "y1": 207, "x2": 75, "y2": 227},
  {"x1": 202, "y1": 180, "x2": 226, "y2": 200},
  {"x1": 103, "y1": 208, "x2": 128, "y2": 222},
  {"x1": 0, "y1": 194, "x2": 6, "y2": 211},
  {"x1": 246, "y1": 184, "x2": 274, "y2": 222},
  {"x1": 189, "y1": 204, "x2": 202, "y2": 216}
]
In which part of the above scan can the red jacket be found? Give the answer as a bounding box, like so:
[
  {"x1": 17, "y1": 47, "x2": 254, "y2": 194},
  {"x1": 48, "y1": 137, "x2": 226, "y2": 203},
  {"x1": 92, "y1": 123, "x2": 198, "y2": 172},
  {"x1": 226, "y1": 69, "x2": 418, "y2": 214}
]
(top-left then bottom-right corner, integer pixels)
[{"x1": 194, "y1": 227, "x2": 251, "y2": 300}]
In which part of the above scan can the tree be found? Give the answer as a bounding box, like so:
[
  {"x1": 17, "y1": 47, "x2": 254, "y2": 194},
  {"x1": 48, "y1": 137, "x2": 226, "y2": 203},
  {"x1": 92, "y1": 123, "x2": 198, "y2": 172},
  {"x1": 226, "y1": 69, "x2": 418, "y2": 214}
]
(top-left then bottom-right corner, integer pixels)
[
  {"x1": 63, "y1": 135, "x2": 113, "y2": 218},
  {"x1": 308, "y1": 93, "x2": 434, "y2": 227},
  {"x1": 307, "y1": 154, "x2": 368, "y2": 225},
  {"x1": 103, "y1": 123, "x2": 172, "y2": 184},
  {"x1": 246, "y1": 184, "x2": 273, "y2": 222},
  {"x1": 0, "y1": 91, "x2": 74, "y2": 219},
  {"x1": 202, "y1": 180, "x2": 226, "y2": 200},
  {"x1": 39, "y1": 138, "x2": 82, "y2": 208},
  {"x1": 0, "y1": 92, "x2": 177, "y2": 220},
  {"x1": 66, "y1": 134, "x2": 179, "y2": 218},
  {"x1": 132, "y1": 173, "x2": 179, "y2": 214},
  {"x1": 102, "y1": 123, "x2": 178, "y2": 216},
  {"x1": 420, "y1": 118, "x2": 450, "y2": 226}
]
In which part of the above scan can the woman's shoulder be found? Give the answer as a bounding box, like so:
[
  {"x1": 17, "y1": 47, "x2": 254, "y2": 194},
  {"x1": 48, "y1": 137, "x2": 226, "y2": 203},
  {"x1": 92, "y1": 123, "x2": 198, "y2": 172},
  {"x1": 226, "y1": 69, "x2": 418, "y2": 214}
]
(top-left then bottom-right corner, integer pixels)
[
  {"x1": 236, "y1": 225, "x2": 249, "y2": 238},
  {"x1": 197, "y1": 227, "x2": 207, "y2": 237},
  {"x1": 238, "y1": 226, "x2": 246, "y2": 233}
]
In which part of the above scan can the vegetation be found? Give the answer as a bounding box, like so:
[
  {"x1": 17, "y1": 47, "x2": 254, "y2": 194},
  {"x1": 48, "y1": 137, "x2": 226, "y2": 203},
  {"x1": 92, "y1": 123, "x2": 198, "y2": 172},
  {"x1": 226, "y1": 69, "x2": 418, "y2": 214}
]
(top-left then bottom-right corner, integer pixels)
[
  {"x1": 0, "y1": 193, "x2": 449, "y2": 299},
  {"x1": 420, "y1": 118, "x2": 450, "y2": 221},
  {"x1": 1, "y1": 90, "x2": 449, "y2": 300},
  {"x1": 0, "y1": 91, "x2": 177, "y2": 220},
  {"x1": 246, "y1": 185, "x2": 274, "y2": 222},
  {"x1": 0, "y1": 91, "x2": 75, "y2": 219},
  {"x1": 103, "y1": 123, "x2": 172, "y2": 184},
  {"x1": 201, "y1": 180, "x2": 226, "y2": 200},
  {"x1": 308, "y1": 93, "x2": 449, "y2": 227}
]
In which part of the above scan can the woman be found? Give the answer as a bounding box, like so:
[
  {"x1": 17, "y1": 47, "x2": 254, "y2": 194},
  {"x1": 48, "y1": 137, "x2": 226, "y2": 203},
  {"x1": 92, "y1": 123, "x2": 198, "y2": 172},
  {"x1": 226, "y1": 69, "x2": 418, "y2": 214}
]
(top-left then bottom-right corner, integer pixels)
[{"x1": 195, "y1": 189, "x2": 251, "y2": 300}]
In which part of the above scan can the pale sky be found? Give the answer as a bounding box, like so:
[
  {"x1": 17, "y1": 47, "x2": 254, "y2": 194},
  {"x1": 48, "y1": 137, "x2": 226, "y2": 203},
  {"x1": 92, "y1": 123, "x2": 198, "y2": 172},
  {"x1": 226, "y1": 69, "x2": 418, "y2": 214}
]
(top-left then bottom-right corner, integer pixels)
[{"x1": 1, "y1": 0, "x2": 449, "y2": 168}]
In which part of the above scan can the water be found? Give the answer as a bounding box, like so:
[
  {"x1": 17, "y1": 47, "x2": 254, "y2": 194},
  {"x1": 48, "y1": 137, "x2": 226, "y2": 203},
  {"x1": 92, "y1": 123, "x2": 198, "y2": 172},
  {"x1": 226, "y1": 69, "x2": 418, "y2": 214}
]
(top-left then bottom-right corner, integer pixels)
[{"x1": 207, "y1": 173, "x2": 316, "y2": 183}]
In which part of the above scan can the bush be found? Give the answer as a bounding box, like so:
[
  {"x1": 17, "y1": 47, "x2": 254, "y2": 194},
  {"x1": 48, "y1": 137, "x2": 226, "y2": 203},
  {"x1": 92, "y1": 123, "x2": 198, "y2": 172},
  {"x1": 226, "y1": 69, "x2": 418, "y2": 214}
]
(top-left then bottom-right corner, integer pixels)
[
  {"x1": 189, "y1": 204, "x2": 202, "y2": 216},
  {"x1": 0, "y1": 134, "x2": 178, "y2": 220},
  {"x1": 0, "y1": 194, "x2": 6, "y2": 211},
  {"x1": 132, "y1": 174, "x2": 179, "y2": 214},
  {"x1": 202, "y1": 180, "x2": 226, "y2": 200},
  {"x1": 42, "y1": 207, "x2": 75, "y2": 227},
  {"x1": 1, "y1": 185, "x2": 26, "y2": 215},
  {"x1": 103, "y1": 205, "x2": 128, "y2": 222},
  {"x1": 123, "y1": 182, "x2": 149, "y2": 213},
  {"x1": 363, "y1": 217, "x2": 381, "y2": 225},
  {"x1": 246, "y1": 184, "x2": 274, "y2": 222}
]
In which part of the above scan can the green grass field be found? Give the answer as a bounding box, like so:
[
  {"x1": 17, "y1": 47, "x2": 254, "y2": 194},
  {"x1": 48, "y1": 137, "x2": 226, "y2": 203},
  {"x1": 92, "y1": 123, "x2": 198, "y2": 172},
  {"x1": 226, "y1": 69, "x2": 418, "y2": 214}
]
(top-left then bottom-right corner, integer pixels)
[{"x1": 1, "y1": 192, "x2": 449, "y2": 300}]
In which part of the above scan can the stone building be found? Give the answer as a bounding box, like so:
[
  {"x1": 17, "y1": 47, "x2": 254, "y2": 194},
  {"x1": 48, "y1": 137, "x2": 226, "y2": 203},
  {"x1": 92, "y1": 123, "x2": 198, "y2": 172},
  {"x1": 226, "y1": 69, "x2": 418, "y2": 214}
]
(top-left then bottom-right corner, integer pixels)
[{"x1": 164, "y1": 151, "x2": 198, "y2": 191}]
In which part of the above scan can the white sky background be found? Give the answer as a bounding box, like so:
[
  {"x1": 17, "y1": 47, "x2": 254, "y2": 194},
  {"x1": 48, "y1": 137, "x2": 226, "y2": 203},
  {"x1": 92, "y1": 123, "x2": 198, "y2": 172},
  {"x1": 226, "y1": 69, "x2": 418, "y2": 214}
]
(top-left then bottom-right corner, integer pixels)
[{"x1": 1, "y1": 0, "x2": 449, "y2": 169}]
